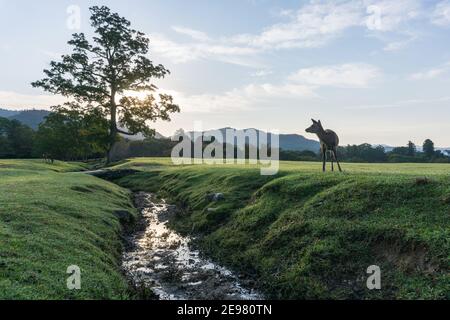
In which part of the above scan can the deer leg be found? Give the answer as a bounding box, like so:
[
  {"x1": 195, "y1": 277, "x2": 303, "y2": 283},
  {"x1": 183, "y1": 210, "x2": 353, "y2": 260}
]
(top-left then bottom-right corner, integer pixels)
[
  {"x1": 322, "y1": 149, "x2": 326, "y2": 172},
  {"x1": 333, "y1": 149, "x2": 343, "y2": 172},
  {"x1": 330, "y1": 151, "x2": 335, "y2": 172}
]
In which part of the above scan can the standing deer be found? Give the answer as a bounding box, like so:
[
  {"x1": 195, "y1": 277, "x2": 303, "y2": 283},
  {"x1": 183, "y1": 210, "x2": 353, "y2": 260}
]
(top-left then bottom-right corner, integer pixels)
[{"x1": 306, "y1": 119, "x2": 342, "y2": 172}]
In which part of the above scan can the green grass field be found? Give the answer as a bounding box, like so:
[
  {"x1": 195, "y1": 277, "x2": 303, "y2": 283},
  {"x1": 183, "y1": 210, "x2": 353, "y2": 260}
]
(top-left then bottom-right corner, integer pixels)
[
  {"x1": 1, "y1": 158, "x2": 448, "y2": 300},
  {"x1": 112, "y1": 157, "x2": 450, "y2": 175},
  {"x1": 113, "y1": 158, "x2": 450, "y2": 299},
  {"x1": 0, "y1": 160, "x2": 137, "y2": 299}
]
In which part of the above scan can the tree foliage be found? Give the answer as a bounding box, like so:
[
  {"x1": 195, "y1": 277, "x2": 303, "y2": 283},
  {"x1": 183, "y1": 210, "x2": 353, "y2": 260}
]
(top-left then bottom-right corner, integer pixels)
[
  {"x1": 407, "y1": 141, "x2": 416, "y2": 157},
  {"x1": 35, "y1": 106, "x2": 109, "y2": 161},
  {"x1": 338, "y1": 143, "x2": 387, "y2": 163},
  {"x1": 0, "y1": 117, "x2": 35, "y2": 158},
  {"x1": 423, "y1": 139, "x2": 435, "y2": 158}
]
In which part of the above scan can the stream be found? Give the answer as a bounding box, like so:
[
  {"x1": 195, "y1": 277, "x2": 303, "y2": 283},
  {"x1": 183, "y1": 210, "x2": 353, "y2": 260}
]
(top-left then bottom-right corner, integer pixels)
[{"x1": 122, "y1": 192, "x2": 262, "y2": 300}]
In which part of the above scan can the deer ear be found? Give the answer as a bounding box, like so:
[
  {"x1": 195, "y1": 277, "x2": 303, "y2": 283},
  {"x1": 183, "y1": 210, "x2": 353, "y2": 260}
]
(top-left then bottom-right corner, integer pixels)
[
  {"x1": 318, "y1": 120, "x2": 322, "y2": 126},
  {"x1": 311, "y1": 119, "x2": 317, "y2": 123}
]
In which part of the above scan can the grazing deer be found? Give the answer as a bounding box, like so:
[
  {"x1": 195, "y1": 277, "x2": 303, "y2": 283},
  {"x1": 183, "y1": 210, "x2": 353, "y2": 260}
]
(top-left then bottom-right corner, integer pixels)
[{"x1": 306, "y1": 119, "x2": 342, "y2": 172}]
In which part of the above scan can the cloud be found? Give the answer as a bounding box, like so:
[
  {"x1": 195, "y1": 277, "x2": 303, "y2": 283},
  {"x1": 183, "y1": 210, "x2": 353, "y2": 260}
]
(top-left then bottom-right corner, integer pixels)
[
  {"x1": 172, "y1": 26, "x2": 211, "y2": 41},
  {"x1": 364, "y1": 0, "x2": 422, "y2": 32},
  {"x1": 230, "y1": 1, "x2": 364, "y2": 50},
  {"x1": 409, "y1": 62, "x2": 450, "y2": 80},
  {"x1": 347, "y1": 96, "x2": 450, "y2": 109},
  {"x1": 383, "y1": 39, "x2": 411, "y2": 51},
  {"x1": 231, "y1": 0, "x2": 423, "y2": 49},
  {"x1": 0, "y1": 91, "x2": 65, "y2": 109},
  {"x1": 149, "y1": 33, "x2": 262, "y2": 68},
  {"x1": 161, "y1": 63, "x2": 379, "y2": 113},
  {"x1": 149, "y1": 34, "x2": 199, "y2": 64},
  {"x1": 163, "y1": 82, "x2": 316, "y2": 114},
  {"x1": 431, "y1": 1, "x2": 450, "y2": 27},
  {"x1": 288, "y1": 63, "x2": 381, "y2": 88},
  {"x1": 148, "y1": 1, "x2": 426, "y2": 67},
  {"x1": 2, "y1": 63, "x2": 379, "y2": 114},
  {"x1": 251, "y1": 69, "x2": 273, "y2": 77},
  {"x1": 379, "y1": 29, "x2": 418, "y2": 52}
]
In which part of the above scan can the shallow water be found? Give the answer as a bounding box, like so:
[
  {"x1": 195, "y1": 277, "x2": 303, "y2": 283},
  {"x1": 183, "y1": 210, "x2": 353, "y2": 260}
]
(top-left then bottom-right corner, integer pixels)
[{"x1": 122, "y1": 192, "x2": 262, "y2": 300}]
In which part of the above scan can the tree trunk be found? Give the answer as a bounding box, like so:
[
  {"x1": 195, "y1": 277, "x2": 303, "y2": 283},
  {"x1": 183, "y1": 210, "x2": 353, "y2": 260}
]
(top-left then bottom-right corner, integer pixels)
[{"x1": 106, "y1": 91, "x2": 117, "y2": 164}]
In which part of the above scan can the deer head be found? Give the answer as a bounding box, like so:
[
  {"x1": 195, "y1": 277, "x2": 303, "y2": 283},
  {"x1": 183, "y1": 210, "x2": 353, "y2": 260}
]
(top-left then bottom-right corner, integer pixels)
[{"x1": 306, "y1": 119, "x2": 323, "y2": 134}]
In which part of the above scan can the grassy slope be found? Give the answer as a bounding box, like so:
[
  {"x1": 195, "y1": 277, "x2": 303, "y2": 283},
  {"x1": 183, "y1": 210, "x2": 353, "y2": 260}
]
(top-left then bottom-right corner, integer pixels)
[
  {"x1": 115, "y1": 158, "x2": 450, "y2": 299},
  {"x1": 0, "y1": 160, "x2": 137, "y2": 299}
]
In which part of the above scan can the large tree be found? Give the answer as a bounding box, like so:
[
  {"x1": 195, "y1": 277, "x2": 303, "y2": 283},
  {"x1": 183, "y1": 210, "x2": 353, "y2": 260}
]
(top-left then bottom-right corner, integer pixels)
[
  {"x1": 407, "y1": 141, "x2": 416, "y2": 157},
  {"x1": 423, "y1": 139, "x2": 435, "y2": 158},
  {"x1": 32, "y1": 6, "x2": 180, "y2": 163}
]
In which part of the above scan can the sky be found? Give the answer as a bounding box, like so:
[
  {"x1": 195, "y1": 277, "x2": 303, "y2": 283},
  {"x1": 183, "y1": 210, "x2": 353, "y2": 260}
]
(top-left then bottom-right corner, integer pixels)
[{"x1": 1, "y1": 0, "x2": 450, "y2": 146}]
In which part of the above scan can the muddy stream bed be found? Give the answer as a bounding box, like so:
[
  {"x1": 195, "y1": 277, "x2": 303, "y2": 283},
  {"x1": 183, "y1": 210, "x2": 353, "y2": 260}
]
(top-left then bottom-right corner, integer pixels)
[{"x1": 122, "y1": 192, "x2": 263, "y2": 300}]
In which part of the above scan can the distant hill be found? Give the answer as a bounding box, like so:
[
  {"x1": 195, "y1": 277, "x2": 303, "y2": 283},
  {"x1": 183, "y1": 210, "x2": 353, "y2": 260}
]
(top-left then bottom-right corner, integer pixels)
[
  {"x1": 1, "y1": 108, "x2": 167, "y2": 137},
  {"x1": 0, "y1": 108, "x2": 20, "y2": 118},
  {"x1": 278, "y1": 133, "x2": 321, "y2": 152},
  {"x1": 8, "y1": 110, "x2": 51, "y2": 130},
  {"x1": 186, "y1": 128, "x2": 321, "y2": 152}
]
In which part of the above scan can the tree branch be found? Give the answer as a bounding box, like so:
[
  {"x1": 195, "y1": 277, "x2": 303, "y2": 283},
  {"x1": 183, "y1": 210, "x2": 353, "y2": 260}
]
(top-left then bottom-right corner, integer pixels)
[{"x1": 116, "y1": 128, "x2": 135, "y2": 136}]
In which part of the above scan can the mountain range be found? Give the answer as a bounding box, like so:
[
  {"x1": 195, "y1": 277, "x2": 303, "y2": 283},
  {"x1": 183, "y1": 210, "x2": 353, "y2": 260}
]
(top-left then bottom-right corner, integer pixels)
[
  {"x1": 185, "y1": 127, "x2": 321, "y2": 152},
  {"x1": 0, "y1": 109, "x2": 20, "y2": 118}
]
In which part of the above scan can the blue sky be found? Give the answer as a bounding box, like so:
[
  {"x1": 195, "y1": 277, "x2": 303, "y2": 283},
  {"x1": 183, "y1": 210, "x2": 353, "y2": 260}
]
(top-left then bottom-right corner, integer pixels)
[{"x1": 1, "y1": 0, "x2": 450, "y2": 146}]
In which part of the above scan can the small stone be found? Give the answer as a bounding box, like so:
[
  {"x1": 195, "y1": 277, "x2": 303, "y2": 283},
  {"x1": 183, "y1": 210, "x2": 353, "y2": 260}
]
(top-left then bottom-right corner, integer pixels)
[{"x1": 206, "y1": 193, "x2": 225, "y2": 202}]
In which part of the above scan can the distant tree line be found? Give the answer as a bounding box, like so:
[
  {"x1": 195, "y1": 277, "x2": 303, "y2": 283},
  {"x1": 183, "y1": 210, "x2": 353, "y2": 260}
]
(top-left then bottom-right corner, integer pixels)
[
  {"x1": 110, "y1": 137, "x2": 177, "y2": 161},
  {"x1": 1, "y1": 114, "x2": 449, "y2": 164},
  {"x1": 280, "y1": 140, "x2": 449, "y2": 163},
  {"x1": 109, "y1": 135, "x2": 267, "y2": 162}
]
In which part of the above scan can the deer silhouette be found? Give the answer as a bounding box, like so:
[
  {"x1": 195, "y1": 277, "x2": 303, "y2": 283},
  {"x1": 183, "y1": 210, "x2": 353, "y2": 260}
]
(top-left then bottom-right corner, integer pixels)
[{"x1": 306, "y1": 119, "x2": 342, "y2": 172}]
